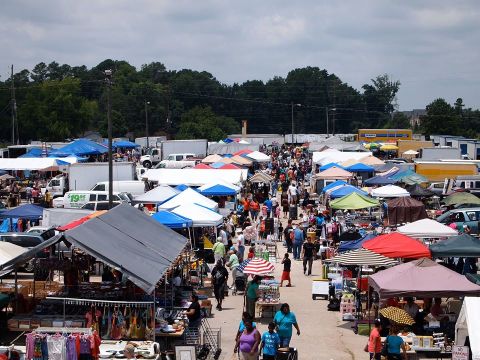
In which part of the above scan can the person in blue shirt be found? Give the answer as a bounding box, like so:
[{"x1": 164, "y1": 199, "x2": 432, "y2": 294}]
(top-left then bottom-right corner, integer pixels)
[
  {"x1": 261, "y1": 322, "x2": 280, "y2": 360},
  {"x1": 273, "y1": 303, "x2": 300, "y2": 347},
  {"x1": 385, "y1": 327, "x2": 406, "y2": 360},
  {"x1": 292, "y1": 226, "x2": 304, "y2": 260},
  {"x1": 264, "y1": 198, "x2": 273, "y2": 218}
]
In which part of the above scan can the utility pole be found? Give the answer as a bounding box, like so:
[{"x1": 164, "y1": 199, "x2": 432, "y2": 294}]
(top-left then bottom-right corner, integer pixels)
[
  {"x1": 145, "y1": 100, "x2": 150, "y2": 148},
  {"x1": 10, "y1": 65, "x2": 17, "y2": 144},
  {"x1": 105, "y1": 69, "x2": 113, "y2": 209},
  {"x1": 291, "y1": 102, "x2": 301, "y2": 144}
]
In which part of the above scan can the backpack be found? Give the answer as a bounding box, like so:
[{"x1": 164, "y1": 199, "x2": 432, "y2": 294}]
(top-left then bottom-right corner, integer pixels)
[{"x1": 289, "y1": 230, "x2": 295, "y2": 241}]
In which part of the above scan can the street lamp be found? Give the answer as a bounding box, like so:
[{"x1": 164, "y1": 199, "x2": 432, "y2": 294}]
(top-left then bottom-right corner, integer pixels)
[
  {"x1": 291, "y1": 102, "x2": 302, "y2": 144},
  {"x1": 325, "y1": 107, "x2": 336, "y2": 137},
  {"x1": 145, "y1": 100, "x2": 150, "y2": 148},
  {"x1": 104, "y1": 69, "x2": 113, "y2": 209}
]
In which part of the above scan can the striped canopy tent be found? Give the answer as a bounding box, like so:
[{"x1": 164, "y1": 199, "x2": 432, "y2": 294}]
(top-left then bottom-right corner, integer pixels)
[
  {"x1": 327, "y1": 248, "x2": 397, "y2": 267},
  {"x1": 238, "y1": 257, "x2": 275, "y2": 275}
]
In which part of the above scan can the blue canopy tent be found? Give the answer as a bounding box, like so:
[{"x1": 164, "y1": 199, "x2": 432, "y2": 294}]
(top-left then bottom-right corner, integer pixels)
[
  {"x1": 19, "y1": 148, "x2": 43, "y2": 158},
  {"x1": 52, "y1": 139, "x2": 108, "y2": 157},
  {"x1": 322, "y1": 180, "x2": 348, "y2": 193},
  {"x1": 329, "y1": 185, "x2": 368, "y2": 199},
  {"x1": 320, "y1": 162, "x2": 344, "y2": 171},
  {"x1": 103, "y1": 140, "x2": 140, "y2": 149},
  {"x1": 0, "y1": 204, "x2": 44, "y2": 220},
  {"x1": 338, "y1": 233, "x2": 376, "y2": 252},
  {"x1": 364, "y1": 175, "x2": 396, "y2": 186},
  {"x1": 175, "y1": 184, "x2": 189, "y2": 192},
  {"x1": 210, "y1": 162, "x2": 225, "y2": 169},
  {"x1": 151, "y1": 211, "x2": 193, "y2": 229},
  {"x1": 198, "y1": 184, "x2": 237, "y2": 196},
  {"x1": 346, "y1": 163, "x2": 375, "y2": 173}
]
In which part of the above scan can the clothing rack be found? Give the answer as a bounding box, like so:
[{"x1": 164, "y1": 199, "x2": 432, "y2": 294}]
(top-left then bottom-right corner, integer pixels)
[
  {"x1": 34, "y1": 327, "x2": 92, "y2": 334},
  {"x1": 46, "y1": 297, "x2": 154, "y2": 306}
]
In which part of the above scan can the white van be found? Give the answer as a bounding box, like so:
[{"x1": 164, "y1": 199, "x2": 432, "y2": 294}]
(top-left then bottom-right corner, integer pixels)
[
  {"x1": 63, "y1": 191, "x2": 131, "y2": 209},
  {"x1": 90, "y1": 181, "x2": 146, "y2": 195}
]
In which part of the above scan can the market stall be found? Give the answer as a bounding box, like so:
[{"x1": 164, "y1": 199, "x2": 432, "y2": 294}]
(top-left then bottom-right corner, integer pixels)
[
  {"x1": 429, "y1": 233, "x2": 480, "y2": 258},
  {"x1": 330, "y1": 192, "x2": 380, "y2": 210},
  {"x1": 397, "y1": 218, "x2": 458, "y2": 239},
  {"x1": 455, "y1": 297, "x2": 480, "y2": 358},
  {"x1": 362, "y1": 232, "x2": 431, "y2": 259},
  {"x1": 158, "y1": 188, "x2": 218, "y2": 211},
  {"x1": 371, "y1": 184, "x2": 410, "y2": 198},
  {"x1": 386, "y1": 196, "x2": 427, "y2": 225},
  {"x1": 133, "y1": 185, "x2": 179, "y2": 205}
]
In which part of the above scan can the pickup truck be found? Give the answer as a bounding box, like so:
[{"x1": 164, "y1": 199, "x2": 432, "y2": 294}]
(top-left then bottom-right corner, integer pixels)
[{"x1": 155, "y1": 159, "x2": 197, "y2": 169}]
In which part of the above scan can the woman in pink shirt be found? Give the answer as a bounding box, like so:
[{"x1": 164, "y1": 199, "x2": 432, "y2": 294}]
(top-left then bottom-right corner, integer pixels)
[{"x1": 367, "y1": 319, "x2": 382, "y2": 360}]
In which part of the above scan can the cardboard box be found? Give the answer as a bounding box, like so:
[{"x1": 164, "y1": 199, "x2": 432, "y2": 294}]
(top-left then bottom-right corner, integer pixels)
[
  {"x1": 412, "y1": 336, "x2": 422, "y2": 347},
  {"x1": 422, "y1": 336, "x2": 433, "y2": 348}
]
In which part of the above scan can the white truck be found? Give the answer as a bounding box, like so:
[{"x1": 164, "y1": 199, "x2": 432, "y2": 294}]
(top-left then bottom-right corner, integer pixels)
[
  {"x1": 45, "y1": 162, "x2": 136, "y2": 197},
  {"x1": 155, "y1": 159, "x2": 198, "y2": 169},
  {"x1": 140, "y1": 140, "x2": 207, "y2": 168},
  {"x1": 419, "y1": 147, "x2": 462, "y2": 161},
  {"x1": 134, "y1": 136, "x2": 167, "y2": 149}
]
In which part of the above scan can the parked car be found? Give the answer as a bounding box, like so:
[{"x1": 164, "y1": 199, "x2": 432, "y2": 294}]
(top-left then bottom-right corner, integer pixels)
[
  {"x1": 81, "y1": 201, "x2": 121, "y2": 211},
  {"x1": 436, "y1": 207, "x2": 480, "y2": 234},
  {"x1": 427, "y1": 182, "x2": 446, "y2": 196},
  {"x1": 26, "y1": 226, "x2": 58, "y2": 240}
]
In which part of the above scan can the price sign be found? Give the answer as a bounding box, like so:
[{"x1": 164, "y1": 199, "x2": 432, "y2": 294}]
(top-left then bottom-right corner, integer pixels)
[{"x1": 452, "y1": 345, "x2": 469, "y2": 360}]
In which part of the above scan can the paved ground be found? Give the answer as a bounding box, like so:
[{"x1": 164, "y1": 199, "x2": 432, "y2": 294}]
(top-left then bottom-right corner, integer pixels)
[{"x1": 209, "y1": 245, "x2": 366, "y2": 360}]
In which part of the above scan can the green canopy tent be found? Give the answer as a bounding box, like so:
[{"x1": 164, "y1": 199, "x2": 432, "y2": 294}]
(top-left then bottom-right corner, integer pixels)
[
  {"x1": 330, "y1": 192, "x2": 380, "y2": 210},
  {"x1": 430, "y1": 234, "x2": 480, "y2": 258},
  {"x1": 443, "y1": 192, "x2": 480, "y2": 206}
]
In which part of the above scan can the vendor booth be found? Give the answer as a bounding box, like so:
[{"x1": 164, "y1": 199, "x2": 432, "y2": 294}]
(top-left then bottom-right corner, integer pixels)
[
  {"x1": 158, "y1": 188, "x2": 218, "y2": 211},
  {"x1": 362, "y1": 232, "x2": 431, "y2": 259},
  {"x1": 371, "y1": 184, "x2": 410, "y2": 198},
  {"x1": 455, "y1": 297, "x2": 480, "y2": 359},
  {"x1": 386, "y1": 196, "x2": 427, "y2": 225},
  {"x1": 133, "y1": 185, "x2": 179, "y2": 205},
  {"x1": 430, "y1": 233, "x2": 480, "y2": 258},
  {"x1": 397, "y1": 218, "x2": 458, "y2": 239},
  {"x1": 330, "y1": 192, "x2": 380, "y2": 210}
]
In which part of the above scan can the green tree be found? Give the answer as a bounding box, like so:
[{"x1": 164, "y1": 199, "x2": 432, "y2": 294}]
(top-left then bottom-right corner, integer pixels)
[
  {"x1": 420, "y1": 98, "x2": 460, "y2": 135},
  {"x1": 385, "y1": 112, "x2": 411, "y2": 129},
  {"x1": 362, "y1": 74, "x2": 401, "y2": 128}
]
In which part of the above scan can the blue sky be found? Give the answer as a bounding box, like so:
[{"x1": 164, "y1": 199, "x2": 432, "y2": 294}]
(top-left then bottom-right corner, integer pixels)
[{"x1": 1, "y1": 0, "x2": 479, "y2": 110}]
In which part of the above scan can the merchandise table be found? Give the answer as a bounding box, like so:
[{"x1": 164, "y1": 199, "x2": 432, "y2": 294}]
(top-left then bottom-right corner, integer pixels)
[
  {"x1": 99, "y1": 340, "x2": 160, "y2": 359},
  {"x1": 155, "y1": 328, "x2": 185, "y2": 351},
  {"x1": 256, "y1": 301, "x2": 281, "y2": 319}
]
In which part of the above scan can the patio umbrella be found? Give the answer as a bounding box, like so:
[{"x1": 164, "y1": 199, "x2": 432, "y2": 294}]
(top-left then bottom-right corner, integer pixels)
[
  {"x1": 238, "y1": 257, "x2": 274, "y2": 275},
  {"x1": 364, "y1": 143, "x2": 380, "y2": 149},
  {"x1": 380, "y1": 144, "x2": 399, "y2": 151},
  {"x1": 379, "y1": 307, "x2": 415, "y2": 325}
]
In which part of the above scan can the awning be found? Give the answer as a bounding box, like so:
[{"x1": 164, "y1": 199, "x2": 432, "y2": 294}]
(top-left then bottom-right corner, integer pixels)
[
  {"x1": 151, "y1": 210, "x2": 193, "y2": 229},
  {"x1": 327, "y1": 248, "x2": 397, "y2": 266},
  {"x1": 330, "y1": 192, "x2": 380, "y2": 210},
  {"x1": 64, "y1": 204, "x2": 188, "y2": 293},
  {"x1": 0, "y1": 204, "x2": 44, "y2": 220},
  {"x1": 245, "y1": 151, "x2": 271, "y2": 163},
  {"x1": 406, "y1": 184, "x2": 435, "y2": 197},
  {"x1": 142, "y1": 168, "x2": 248, "y2": 186},
  {"x1": 133, "y1": 185, "x2": 179, "y2": 204},
  {"x1": 158, "y1": 188, "x2": 218, "y2": 211},
  {"x1": 363, "y1": 232, "x2": 431, "y2": 259},
  {"x1": 369, "y1": 258, "x2": 480, "y2": 298},
  {"x1": 386, "y1": 196, "x2": 427, "y2": 225},
  {"x1": 338, "y1": 233, "x2": 376, "y2": 252},
  {"x1": 371, "y1": 185, "x2": 410, "y2": 198},
  {"x1": 364, "y1": 175, "x2": 396, "y2": 186},
  {"x1": 315, "y1": 166, "x2": 353, "y2": 180},
  {"x1": 321, "y1": 180, "x2": 348, "y2": 193},
  {"x1": 329, "y1": 185, "x2": 368, "y2": 199},
  {"x1": 397, "y1": 218, "x2": 458, "y2": 238},
  {"x1": 319, "y1": 162, "x2": 344, "y2": 171},
  {"x1": 346, "y1": 163, "x2": 374, "y2": 173},
  {"x1": 430, "y1": 234, "x2": 480, "y2": 258}
]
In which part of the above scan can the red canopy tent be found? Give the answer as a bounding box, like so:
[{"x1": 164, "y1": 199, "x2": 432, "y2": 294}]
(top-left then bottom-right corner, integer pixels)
[
  {"x1": 219, "y1": 163, "x2": 240, "y2": 169},
  {"x1": 194, "y1": 163, "x2": 212, "y2": 169},
  {"x1": 362, "y1": 232, "x2": 431, "y2": 259},
  {"x1": 57, "y1": 211, "x2": 107, "y2": 231},
  {"x1": 233, "y1": 149, "x2": 253, "y2": 156}
]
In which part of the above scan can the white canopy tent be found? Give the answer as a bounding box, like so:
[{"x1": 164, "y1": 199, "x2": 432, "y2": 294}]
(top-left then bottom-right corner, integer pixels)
[
  {"x1": 158, "y1": 188, "x2": 218, "y2": 211},
  {"x1": 171, "y1": 203, "x2": 223, "y2": 227},
  {"x1": 0, "y1": 242, "x2": 27, "y2": 267},
  {"x1": 455, "y1": 297, "x2": 480, "y2": 359},
  {"x1": 397, "y1": 218, "x2": 458, "y2": 238},
  {"x1": 312, "y1": 150, "x2": 372, "y2": 165},
  {"x1": 0, "y1": 157, "x2": 78, "y2": 171},
  {"x1": 245, "y1": 151, "x2": 271, "y2": 163},
  {"x1": 197, "y1": 180, "x2": 240, "y2": 192},
  {"x1": 141, "y1": 168, "x2": 248, "y2": 186},
  {"x1": 133, "y1": 185, "x2": 179, "y2": 204},
  {"x1": 371, "y1": 184, "x2": 410, "y2": 198}
]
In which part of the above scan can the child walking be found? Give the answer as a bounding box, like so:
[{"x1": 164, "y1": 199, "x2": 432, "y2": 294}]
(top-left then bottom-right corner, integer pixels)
[{"x1": 260, "y1": 322, "x2": 280, "y2": 360}]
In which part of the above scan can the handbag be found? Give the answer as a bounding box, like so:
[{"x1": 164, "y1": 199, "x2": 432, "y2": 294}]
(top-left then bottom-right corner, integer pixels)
[
  {"x1": 363, "y1": 343, "x2": 369, "y2": 352},
  {"x1": 381, "y1": 335, "x2": 389, "y2": 357}
]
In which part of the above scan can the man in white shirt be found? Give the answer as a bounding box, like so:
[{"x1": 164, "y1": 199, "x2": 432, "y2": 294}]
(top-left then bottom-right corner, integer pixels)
[
  {"x1": 220, "y1": 228, "x2": 228, "y2": 245},
  {"x1": 288, "y1": 182, "x2": 298, "y2": 204}
]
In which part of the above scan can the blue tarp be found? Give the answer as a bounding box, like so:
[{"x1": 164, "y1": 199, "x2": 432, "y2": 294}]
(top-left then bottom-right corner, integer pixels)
[
  {"x1": 0, "y1": 204, "x2": 44, "y2": 220},
  {"x1": 330, "y1": 185, "x2": 368, "y2": 199},
  {"x1": 175, "y1": 184, "x2": 189, "y2": 192},
  {"x1": 346, "y1": 163, "x2": 375, "y2": 172},
  {"x1": 103, "y1": 140, "x2": 140, "y2": 149},
  {"x1": 320, "y1": 162, "x2": 344, "y2": 171},
  {"x1": 338, "y1": 233, "x2": 376, "y2": 252},
  {"x1": 322, "y1": 180, "x2": 348, "y2": 193},
  {"x1": 19, "y1": 148, "x2": 43, "y2": 158},
  {"x1": 53, "y1": 139, "x2": 108, "y2": 157},
  {"x1": 199, "y1": 184, "x2": 237, "y2": 196},
  {"x1": 364, "y1": 176, "x2": 396, "y2": 186},
  {"x1": 151, "y1": 210, "x2": 192, "y2": 229}
]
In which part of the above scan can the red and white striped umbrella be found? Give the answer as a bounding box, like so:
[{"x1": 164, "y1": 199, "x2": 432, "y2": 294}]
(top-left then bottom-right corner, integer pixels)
[{"x1": 238, "y1": 257, "x2": 275, "y2": 275}]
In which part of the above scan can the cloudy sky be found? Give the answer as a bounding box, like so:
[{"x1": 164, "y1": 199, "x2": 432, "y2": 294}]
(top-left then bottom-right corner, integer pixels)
[{"x1": 1, "y1": 0, "x2": 479, "y2": 110}]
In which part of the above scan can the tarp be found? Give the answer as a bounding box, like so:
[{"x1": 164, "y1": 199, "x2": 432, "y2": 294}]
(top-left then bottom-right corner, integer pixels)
[
  {"x1": 363, "y1": 232, "x2": 431, "y2": 258},
  {"x1": 314, "y1": 166, "x2": 353, "y2": 180},
  {"x1": 151, "y1": 210, "x2": 192, "y2": 229},
  {"x1": 338, "y1": 233, "x2": 376, "y2": 252},
  {"x1": 18, "y1": 148, "x2": 43, "y2": 158},
  {"x1": 327, "y1": 248, "x2": 397, "y2": 267},
  {"x1": 406, "y1": 184, "x2": 435, "y2": 197},
  {"x1": 430, "y1": 234, "x2": 480, "y2": 258},
  {"x1": 133, "y1": 185, "x2": 179, "y2": 204},
  {"x1": 346, "y1": 163, "x2": 375, "y2": 172},
  {"x1": 397, "y1": 218, "x2": 458, "y2": 238},
  {"x1": 364, "y1": 175, "x2": 396, "y2": 186},
  {"x1": 249, "y1": 171, "x2": 274, "y2": 183},
  {"x1": 198, "y1": 184, "x2": 237, "y2": 196},
  {"x1": 443, "y1": 192, "x2": 480, "y2": 206},
  {"x1": 142, "y1": 168, "x2": 248, "y2": 186},
  {"x1": 321, "y1": 180, "x2": 348, "y2": 193},
  {"x1": 245, "y1": 151, "x2": 271, "y2": 163},
  {"x1": 330, "y1": 192, "x2": 380, "y2": 210},
  {"x1": 53, "y1": 139, "x2": 108, "y2": 157},
  {"x1": 0, "y1": 242, "x2": 27, "y2": 267},
  {"x1": 0, "y1": 158, "x2": 76, "y2": 171},
  {"x1": 455, "y1": 297, "x2": 480, "y2": 359},
  {"x1": 389, "y1": 169, "x2": 428, "y2": 185},
  {"x1": 175, "y1": 184, "x2": 189, "y2": 192},
  {"x1": 329, "y1": 185, "x2": 368, "y2": 199},
  {"x1": 158, "y1": 188, "x2": 218, "y2": 211},
  {"x1": 65, "y1": 204, "x2": 188, "y2": 293},
  {"x1": 369, "y1": 258, "x2": 480, "y2": 298},
  {"x1": 112, "y1": 140, "x2": 139, "y2": 149},
  {"x1": 0, "y1": 204, "x2": 44, "y2": 220},
  {"x1": 372, "y1": 184, "x2": 410, "y2": 198},
  {"x1": 387, "y1": 196, "x2": 427, "y2": 225},
  {"x1": 171, "y1": 203, "x2": 223, "y2": 227}
]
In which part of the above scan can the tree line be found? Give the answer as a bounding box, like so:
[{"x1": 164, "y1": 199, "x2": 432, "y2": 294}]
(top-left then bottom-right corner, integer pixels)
[{"x1": 0, "y1": 59, "x2": 478, "y2": 143}]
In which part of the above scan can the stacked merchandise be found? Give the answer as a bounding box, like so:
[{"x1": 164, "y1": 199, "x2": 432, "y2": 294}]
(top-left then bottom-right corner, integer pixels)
[
  {"x1": 257, "y1": 280, "x2": 280, "y2": 304},
  {"x1": 340, "y1": 293, "x2": 355, "y2": 320}
]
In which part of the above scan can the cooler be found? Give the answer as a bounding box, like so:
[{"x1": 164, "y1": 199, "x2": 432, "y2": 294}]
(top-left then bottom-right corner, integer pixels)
[{"x1": 311, "y1": 278, "x2": 329, "y2": 300}]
